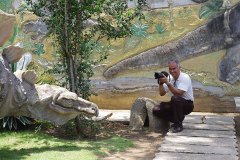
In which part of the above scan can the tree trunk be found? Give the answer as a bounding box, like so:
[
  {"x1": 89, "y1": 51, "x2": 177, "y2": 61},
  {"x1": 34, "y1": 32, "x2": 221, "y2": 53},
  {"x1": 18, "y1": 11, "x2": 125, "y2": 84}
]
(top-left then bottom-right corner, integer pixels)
[
  {"x1": 223, "y1": 0, "x2": 233, "y2": 45},
  {"x1": 64, "y1": 0, "x2": 81, "y2": 134},
  {"x1": 64, "y1": 0, "x2": 76, "y2": 92},
  {"x1": 168, "y1": 0, "x2": 174, "y2": 27}
]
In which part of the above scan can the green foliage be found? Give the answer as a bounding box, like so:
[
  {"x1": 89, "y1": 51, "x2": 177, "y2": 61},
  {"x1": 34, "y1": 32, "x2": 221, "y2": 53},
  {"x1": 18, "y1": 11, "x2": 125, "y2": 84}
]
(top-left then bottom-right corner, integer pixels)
[
  {"x1": 24, "y1": 0, "x2": 146, "y2": 136},
  {"x1": 177, "y1": 7, "x2": 193, "y2": 18},
  {"x1": 158, "y1": 10, "x2": 169, "y2": 19},
  {"x1": 37, "y1": 73, "x2": 56, "y2": 84},
  {"x1": 155, "y1": 23, "x2": 166, "y2": 34},
  {"x1": 60, "y1": 117, "x2": 102, "y2": 139},
  {"x1": 75, "y1": 115, "x2": 102, "y2": 138},
  {"x1": 16, "y1": 1, "x2": 31, "y2": 14},
  {"x1": 27, "y1": 61, "x2": 57, "y2": 85},
  {"x1": 33, "y1": 43, "x2": 45, "y2": 56},
  {"x1": 25, "y1": 0, "x2": 146, "y2": 100},
  {"x1": 0, "y1": 116, "x2": 32, "y2": 130},
  {"x1": 0, "y1": 0, "x2": 13, "y2": 13},
  {"x1": 124, "y1": 36, "x2": 141, "y2": 51},
  {"x1": 131, "y1": 22, "x2": 149, "y2": 37},
  {"x1": 9, "y1": 25, "x2": 20, "y2": 44},
  {"x1": 199, "y1": 0, "x2": 224, "y2": 19}
]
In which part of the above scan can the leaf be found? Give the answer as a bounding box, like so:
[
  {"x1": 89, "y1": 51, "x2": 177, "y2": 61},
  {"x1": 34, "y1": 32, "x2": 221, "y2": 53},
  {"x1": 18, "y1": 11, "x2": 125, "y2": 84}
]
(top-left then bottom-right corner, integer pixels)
[
  {"x1": 0, "y1": 116, "x2": 32, "y2": 130},
  {"x1": 18, "y1": 116, "x2": 25, "y2": 125},
  {"x1": 13, "y1": 118, "x2": 17, "y2": 130},
  {"x1": 8, "y1": 117, "x2": 13, "y2": 130},
  {"x1": 130, "y1": 23, "x2": 149, "y2": 37},
  {"x1": 19, "y1": 116, "x2": 32, "y2": 125},
  {"x1": 9, "y1": 25, "x2": 19, "y2": 44},
  {"x1": 199, "y1": 0, "x2": 224, "y2": 19},
  {"x1": 199, "y1": 8, "x2": 212, "y2": 19},
  {"x1": 156, "y1": 23, "x2": 166, "y2": 34},
  {"x1": 3, "y1": 117, "x2": 9, "y2": 128}
]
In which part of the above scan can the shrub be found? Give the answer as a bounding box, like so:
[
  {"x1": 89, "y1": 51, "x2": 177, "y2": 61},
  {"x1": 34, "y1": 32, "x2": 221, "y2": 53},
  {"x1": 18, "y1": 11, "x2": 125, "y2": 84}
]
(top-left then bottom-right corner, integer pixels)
[{"x1": 0, "y1": 116, "x2": 33, "y2": 130}]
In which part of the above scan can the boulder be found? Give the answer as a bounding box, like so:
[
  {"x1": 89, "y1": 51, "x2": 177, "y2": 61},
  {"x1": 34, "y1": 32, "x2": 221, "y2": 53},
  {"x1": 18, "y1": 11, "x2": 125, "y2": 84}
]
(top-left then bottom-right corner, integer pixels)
[{"x1": 129, "y1": 97, "x2": 169, "y2": 133}]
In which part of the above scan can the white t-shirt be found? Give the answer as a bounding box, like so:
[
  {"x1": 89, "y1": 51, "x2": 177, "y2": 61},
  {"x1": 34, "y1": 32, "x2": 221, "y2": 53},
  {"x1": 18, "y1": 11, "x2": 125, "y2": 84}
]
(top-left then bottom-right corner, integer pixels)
[{"x1": 163, "y1": 72, "x2": 194, "y2": 101}]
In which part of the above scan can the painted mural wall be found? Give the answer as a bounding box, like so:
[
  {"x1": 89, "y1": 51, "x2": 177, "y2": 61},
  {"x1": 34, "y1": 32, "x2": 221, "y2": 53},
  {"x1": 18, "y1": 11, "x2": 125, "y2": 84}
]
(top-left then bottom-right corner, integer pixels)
[{"x1": 1, "y1": 0, "x2": 240, "y2": 112}]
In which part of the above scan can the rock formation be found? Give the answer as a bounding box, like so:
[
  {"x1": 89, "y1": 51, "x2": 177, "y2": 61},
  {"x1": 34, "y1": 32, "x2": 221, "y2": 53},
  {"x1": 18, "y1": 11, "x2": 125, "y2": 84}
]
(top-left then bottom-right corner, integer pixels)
[
  {"x1": 219, "y1": 43, "x2": 240, "y2": 84},
  {"x1": 103, "y1": 2, "x2": 240, "y2": 84},
  {"x1": 129, "y1": 97, "x2": 169, "y2": 132}
]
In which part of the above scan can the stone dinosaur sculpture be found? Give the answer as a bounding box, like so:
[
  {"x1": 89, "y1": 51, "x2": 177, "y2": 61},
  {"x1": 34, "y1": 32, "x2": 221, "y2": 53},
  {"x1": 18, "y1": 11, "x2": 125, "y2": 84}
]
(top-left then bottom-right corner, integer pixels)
[
  {"x1": 103, "y1": 2, "x2": 240, "y2": 84},
  {"x1": 0, "y1": 10, "x2": 99, "y2": 125}
]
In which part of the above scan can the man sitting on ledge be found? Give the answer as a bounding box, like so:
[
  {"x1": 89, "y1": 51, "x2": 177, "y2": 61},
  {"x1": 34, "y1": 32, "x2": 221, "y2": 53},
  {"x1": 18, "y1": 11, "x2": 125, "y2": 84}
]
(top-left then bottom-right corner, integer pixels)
[{"x1": 153, "y1": 60, "x2": 194, "y2": 133}]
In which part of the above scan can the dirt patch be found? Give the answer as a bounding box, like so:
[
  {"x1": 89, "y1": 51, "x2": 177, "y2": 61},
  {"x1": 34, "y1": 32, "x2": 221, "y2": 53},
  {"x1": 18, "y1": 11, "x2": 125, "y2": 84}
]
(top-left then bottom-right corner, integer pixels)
[
  {"x1": 99, "y1": 122, "x2": 165, "y2": 160},
  {"x1": 41, "y1": 121, "x2": 165, "y2": 160}
]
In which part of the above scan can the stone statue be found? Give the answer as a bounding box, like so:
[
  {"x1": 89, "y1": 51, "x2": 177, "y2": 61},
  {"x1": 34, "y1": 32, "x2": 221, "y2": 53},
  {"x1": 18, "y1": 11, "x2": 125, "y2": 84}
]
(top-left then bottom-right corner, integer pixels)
[
  {"x1": 0, "y1": 10, "x2": 99, "y2": 125},
  {"x1": 129, "y1": 97, "x2": 169, "y2": 133}
]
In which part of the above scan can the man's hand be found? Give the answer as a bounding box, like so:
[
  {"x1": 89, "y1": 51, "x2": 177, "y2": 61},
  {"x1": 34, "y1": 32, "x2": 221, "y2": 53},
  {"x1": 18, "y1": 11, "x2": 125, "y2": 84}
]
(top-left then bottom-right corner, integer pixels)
[{"x1": 159, "y1": 75, "x2": 168, "y2": 85}]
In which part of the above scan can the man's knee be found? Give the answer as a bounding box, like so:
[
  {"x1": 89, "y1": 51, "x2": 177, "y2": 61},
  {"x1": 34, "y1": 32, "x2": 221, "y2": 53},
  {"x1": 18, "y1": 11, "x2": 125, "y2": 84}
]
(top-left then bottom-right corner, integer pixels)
[
  {"x1": 152, "y1": 111, "x2": 158, "y2": 117},
  {"x1": 171, "y1": 96, "x2": 183, "y2": 102},
  {"x1": 152, "y1": 107, "x2": 161, "y2": 116}
]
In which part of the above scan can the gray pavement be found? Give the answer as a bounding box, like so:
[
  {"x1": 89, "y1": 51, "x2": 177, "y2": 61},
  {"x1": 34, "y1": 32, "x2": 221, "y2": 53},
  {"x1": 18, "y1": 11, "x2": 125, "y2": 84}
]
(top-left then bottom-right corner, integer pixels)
[
  {"x1": 98, "y1": 110, "x2": 238, "y2": 160},
  {"x1": 154, "y1": 113, "x2": 238, "y2": 160}
]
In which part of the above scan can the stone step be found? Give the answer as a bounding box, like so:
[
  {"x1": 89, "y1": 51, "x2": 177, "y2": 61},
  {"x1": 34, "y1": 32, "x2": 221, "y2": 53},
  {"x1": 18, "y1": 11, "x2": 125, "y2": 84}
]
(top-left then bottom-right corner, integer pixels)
[
  {"x1": 183, "y1": 123, "x2": 235, "y2": 131},
  {"x1": 154, "y1": 152, "x2": 238, "y2": 160},
  {"x1": 163, "y1": 135, "x2": 237, "y2": 147},
  {"x1": 158, "y1": 143, "x2": 237, "y2": 155},
  {"x1": 184, "y1": 115, "x2": 234, "y2": 125},
  {"x1": 154, "y1": 113, "x2": 238, "y2": 160},
  {"x1": 167, "y1": 128, "x2": 235, "y2": 138}
]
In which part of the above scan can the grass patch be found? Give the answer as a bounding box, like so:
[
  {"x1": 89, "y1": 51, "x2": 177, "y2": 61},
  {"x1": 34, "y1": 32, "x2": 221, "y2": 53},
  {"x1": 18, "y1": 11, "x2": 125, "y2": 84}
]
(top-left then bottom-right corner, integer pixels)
[{"x1": 0, "y1": 130, "x2": 133, "y2": 160}]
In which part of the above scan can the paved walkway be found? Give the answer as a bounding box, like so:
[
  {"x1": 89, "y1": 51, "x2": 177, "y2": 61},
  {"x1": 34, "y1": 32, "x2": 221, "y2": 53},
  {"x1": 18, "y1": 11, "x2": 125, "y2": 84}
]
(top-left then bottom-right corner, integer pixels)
[
  {"x1": 98, "y1": 110, "x2": 238, "y2": 160},
  {"x1": 154, "y1": 113, "x2": 238, "y2": 160}
]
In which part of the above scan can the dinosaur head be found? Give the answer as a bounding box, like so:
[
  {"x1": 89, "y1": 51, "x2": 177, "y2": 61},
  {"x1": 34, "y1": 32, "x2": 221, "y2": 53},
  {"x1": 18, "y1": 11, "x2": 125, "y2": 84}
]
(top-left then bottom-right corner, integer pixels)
[
  {"x1": 26, "y1": 86, "x2": 99, "y2": 125},
  {"x1": 50, "y1": 91, "x2": 99, "y2": 117}
]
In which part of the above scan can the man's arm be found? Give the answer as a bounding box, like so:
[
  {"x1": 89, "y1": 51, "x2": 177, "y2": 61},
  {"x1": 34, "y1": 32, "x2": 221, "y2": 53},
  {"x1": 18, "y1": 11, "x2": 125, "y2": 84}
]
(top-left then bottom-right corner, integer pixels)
[
  {"x1": 159, "y1": 83, "x2": 166, "y2": 96},
  {"x1": 166, "y1": 82, "x2": 185, "y2": 96},
  {"x1": 158, "y1": 76, "x2": 185, "y2": 96}
]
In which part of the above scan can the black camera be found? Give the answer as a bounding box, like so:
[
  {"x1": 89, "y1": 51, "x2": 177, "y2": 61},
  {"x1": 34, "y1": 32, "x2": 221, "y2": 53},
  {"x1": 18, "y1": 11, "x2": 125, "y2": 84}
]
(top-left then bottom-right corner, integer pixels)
[
  {"x1": 154, "y1": 71, "x2": 169, "y2": 79},
  {"x1": 154, "y1": 71, "x2": 169, "y2": 84}
]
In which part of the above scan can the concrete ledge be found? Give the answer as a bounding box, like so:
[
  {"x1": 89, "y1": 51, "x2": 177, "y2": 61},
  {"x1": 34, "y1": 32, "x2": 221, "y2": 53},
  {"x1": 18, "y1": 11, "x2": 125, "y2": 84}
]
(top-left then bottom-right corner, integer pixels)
[
  {"x1": 98, "y1": 109, "x2": 130, "y2": 122},
  {"x1": 234, "y1": 97, "x2": 240, "y2": 112}
]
